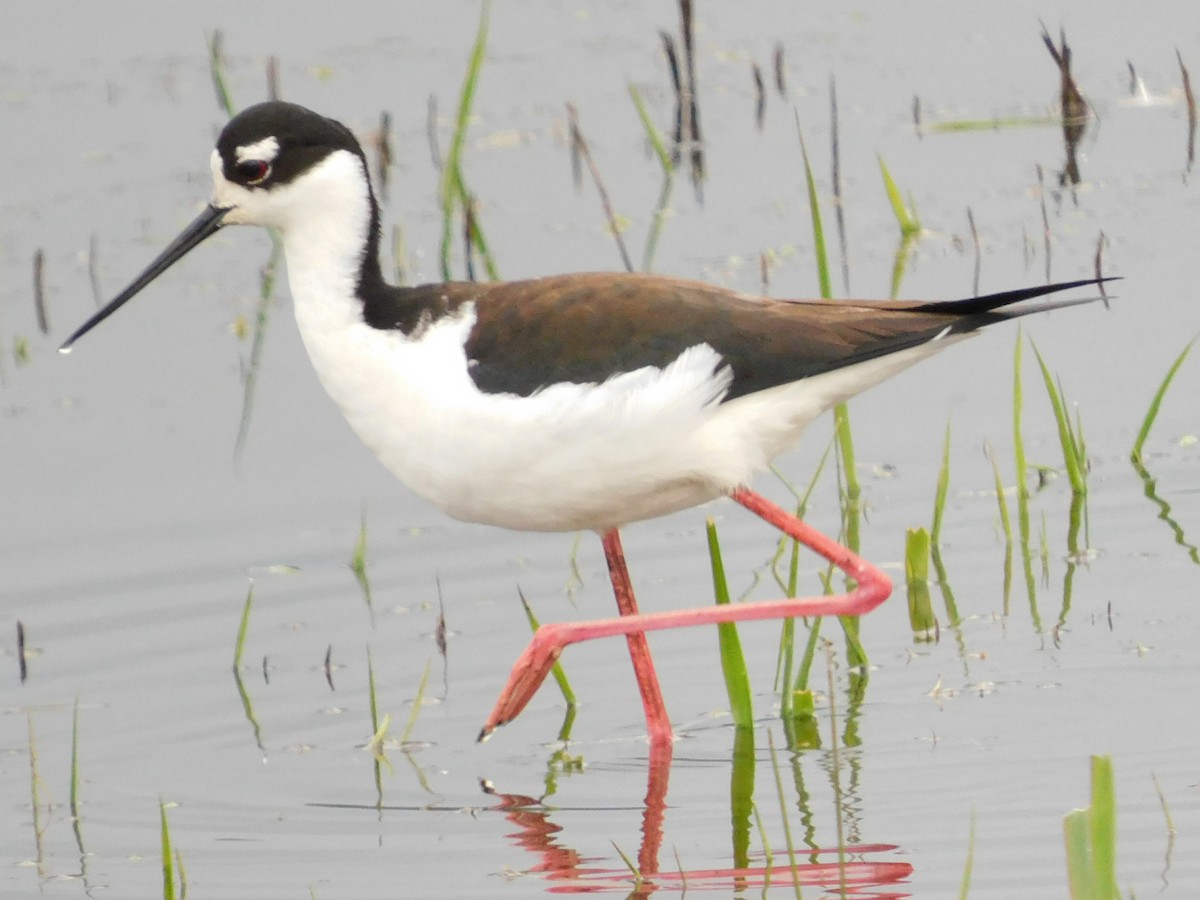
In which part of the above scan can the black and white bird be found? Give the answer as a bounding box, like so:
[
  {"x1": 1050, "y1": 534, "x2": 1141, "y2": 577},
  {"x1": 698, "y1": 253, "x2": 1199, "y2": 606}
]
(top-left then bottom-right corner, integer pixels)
[{"x1": 62, "y1": 101, "x2": 1108, "y2": 744}]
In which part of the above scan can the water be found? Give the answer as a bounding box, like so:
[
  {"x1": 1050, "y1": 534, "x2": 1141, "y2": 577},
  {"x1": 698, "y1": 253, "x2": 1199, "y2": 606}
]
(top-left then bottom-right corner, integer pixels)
[{"x1": 3, "y1": 2, "x2": 1198, "y2": 897}]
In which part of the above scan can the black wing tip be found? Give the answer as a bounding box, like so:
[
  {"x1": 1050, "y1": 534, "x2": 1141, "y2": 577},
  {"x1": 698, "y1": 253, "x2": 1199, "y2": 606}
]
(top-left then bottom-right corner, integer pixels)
[{"x1": 915, "y1": 275, "x2": 1121, "y2": 316}]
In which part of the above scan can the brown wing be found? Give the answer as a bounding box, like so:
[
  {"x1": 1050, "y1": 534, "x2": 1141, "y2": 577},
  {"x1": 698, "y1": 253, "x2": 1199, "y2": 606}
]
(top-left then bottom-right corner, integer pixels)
[{"x1": 379, "y1": 273, "x2": 1107, "y2": 400}]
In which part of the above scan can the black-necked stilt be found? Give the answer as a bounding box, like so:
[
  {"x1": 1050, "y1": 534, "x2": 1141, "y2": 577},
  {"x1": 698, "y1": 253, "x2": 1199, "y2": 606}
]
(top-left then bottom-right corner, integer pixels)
[{"x1": 62, "y1": 101, "x2": 1109, "y2": 745}]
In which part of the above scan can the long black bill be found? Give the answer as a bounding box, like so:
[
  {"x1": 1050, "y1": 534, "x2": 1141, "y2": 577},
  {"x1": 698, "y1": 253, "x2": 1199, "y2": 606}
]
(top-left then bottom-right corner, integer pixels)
[{"x1": 59, "y1": 204, "x2": 229, "y2": 353}]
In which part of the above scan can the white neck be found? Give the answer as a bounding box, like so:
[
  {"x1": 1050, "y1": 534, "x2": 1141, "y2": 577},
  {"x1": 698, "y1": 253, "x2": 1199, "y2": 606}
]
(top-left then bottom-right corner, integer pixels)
[{"x1": 272, "y1": 151, "x2": 375, "y2": 342}]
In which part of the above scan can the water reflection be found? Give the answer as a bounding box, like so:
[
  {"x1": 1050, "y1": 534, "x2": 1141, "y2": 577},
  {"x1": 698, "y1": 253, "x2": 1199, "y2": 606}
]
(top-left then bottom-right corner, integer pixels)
[
  {"x1": 485, "y1": 734, "x2": 912, "y2": 896},
  {"x1": 1041, "y1": 27, "x2": 1090, "y2": 189}
]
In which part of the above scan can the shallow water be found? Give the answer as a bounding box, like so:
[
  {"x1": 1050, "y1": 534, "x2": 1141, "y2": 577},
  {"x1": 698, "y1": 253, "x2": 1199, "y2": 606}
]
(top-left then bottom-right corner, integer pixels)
[{"x1": 3, "y1": 3, "x2": 1199, "y2": 898}]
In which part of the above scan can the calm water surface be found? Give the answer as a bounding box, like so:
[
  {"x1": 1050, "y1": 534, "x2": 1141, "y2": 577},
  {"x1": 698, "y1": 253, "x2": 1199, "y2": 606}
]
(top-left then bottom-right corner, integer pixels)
[{"x1": 2, "y1": 3, "x2": 1198, "y2": 897}]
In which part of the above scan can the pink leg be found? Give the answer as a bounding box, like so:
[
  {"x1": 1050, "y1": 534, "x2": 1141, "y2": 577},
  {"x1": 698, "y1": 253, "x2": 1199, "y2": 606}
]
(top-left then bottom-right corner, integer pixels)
[
  {"x1": 601, "y1": 529, "x2": 673, "y2": 746},
  {"x1": 478, "y1": 487, "x2": 893, "y2": 742}
]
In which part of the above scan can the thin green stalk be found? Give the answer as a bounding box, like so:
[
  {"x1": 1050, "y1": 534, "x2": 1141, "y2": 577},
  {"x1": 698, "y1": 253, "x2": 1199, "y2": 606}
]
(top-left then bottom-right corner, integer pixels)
[
  {"x1": 1013, "y1": 330, "x2": 1040, "y2": 623},
  {"x1": 611, "y1": 841, "x2": 644, "y2": 891},
  {"x1": 69, "y1": 696, "x2": 89, "y2": 865},
  {"x1": 399, "y1": 659, "x2": 431, "y2": 744},
  {"x1": 233, "y1": 232, "x2": 282, "y2": 457},
  {"x1": 350, "y1": 512, "x2": 375, "y2": 623},
  {"x1": 519, "y1": 591, "x2": 576, "y2": 713},
  {"x1": 206, "y1": 31, "x2": 235, "y2": 119},
  {"x1": 440, "y1": 1, "x2": 497, "y2": 281},
  {"x1": 795, "y1": 114, "x2": 831, "y2": 299},
  {"x1": 931, "y1": 422, "x2": 952, "y2": 545},
  {"x1": 69, "y1": 695, "x2": 82, "y2": 819},
  {"x1": 767, "y1": 731, "x2": 804, "y2": 900},
  {"x1": 160, "y1": 799, "x2": 177, "y2": 900},
  {"x1": 1131, "y1": 455, "x2": 1200, "y2": 564},
  {"x1": 928, "y1": 114, "x2": 1057, "y2": 132},
  {"x1": 729, "y1": 725, "x2": 755, "y2": 878},
  {"x1": 793, "y1": 620, "x2": 823, "y2": 699},
  {"x1": 878, "y1": 155, "x2": 921, "y2": 236},
  {"x1": 707, "y1": 520, "x2": 753, "y2": 728},
  {"x1": 774, "y1": 441, "x2": 832, "y2": 719},
  {"x1": 824, "y1": 640, "x2": 848, "y2": 894},
  {"x1": 878, "y1": 155, "x2": 920, "y2": 296},
  {"x1": 629, "y1": 83, "x2": 675, "y2": 272},
  {"x1": 797, "y1": 111, "x2": 865, "y2": 670},
  {"x1": 1131, "y1": 337, "x2": 1195, "y2": 462},
  {"x1": 1151, "y1": 772, "x2": 1177, "y2": 877},
  {"x1": 958, "y1": 811, "x2": 977, "y2": 900},
  {"x1": 232, "y1": 584, "x2": 253, "y2": 671},
  {"x1": 751, "y1": 801, "x2": 774, "y2": 892},
  {"x1": 1031, "y1": 341, "x2": 1087, "y2": 495},
  {"x1": 630, "y1": 83, "x2": 673, "y2": 171},
  {"x1": 27, "y1": 712, "x2": 44, "y2": 867},
  {"x1": 986, "y1": 444, "x2": 1014, "y2": 609},
  {"x1": 366, "y1": 646, "x2": 390, "y2": 799},
  {"x1": 833, "y1": 404, "x2": 861, "y2": 539}
]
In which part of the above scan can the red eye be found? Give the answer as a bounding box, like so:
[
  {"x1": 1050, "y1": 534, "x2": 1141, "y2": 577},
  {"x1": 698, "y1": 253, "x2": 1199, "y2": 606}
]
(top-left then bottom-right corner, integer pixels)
[{"x1": 235, "y1": 160, "x2": 271, "y2": 185}]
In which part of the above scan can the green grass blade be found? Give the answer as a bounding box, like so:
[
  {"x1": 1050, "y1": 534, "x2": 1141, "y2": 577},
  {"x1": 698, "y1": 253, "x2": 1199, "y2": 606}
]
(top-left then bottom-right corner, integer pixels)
[
  {"x1": 440, "y1": 1, "x2": 491, "y2": 281},
  {"x1": 610, "y1": 841, "x2": 643, "y2": 890},
  {"x1": 797, "y1": 112, "x2": 866, "y2": 671},
  {"x1": 707, "y1": 520, "x2": 753, "y2": 728},
  {"x1": 767, "y1": 731, "x2": 805, "y2": 900},
  {"x1": 629, "y1": 83, "x2": 676, "y2": 274},
  {"x1": 931, "y1": 421, "x2": 952, "y2": 545},
  {"x1": 878, "y1": 154, "x2": 920, "y2": 236},
  {"x1": 1063, "y1": 754, "x2": 1119, "y2": 900},
  {"x1": 1031, "y1": 340, "x2": 1087, "y2": 495},
  {"x1": 823, "y1": 640, "x2": 849, "y2": 889},
  {"x1": 232, "y1": 584, "x2": 253, "y2": 671},
  {"x1": 69, "y1": 695, "x2": 82, "y2": 819},
  {"x1": 1131, "y1": 337, "x2": 1195, "y2": 462},
  {"x1": 367, "y1": 645, "x2": 380, "y2": 738},
  {"x1": 771, "y1": 447, "x2": 831, "y2": 712},
  {"x1": 1064, "y1": 809, "x2": 1093, "y2": 898},
  {"x1": 986, "y1": 443, "x2": 1014, "y2": 607},
  {"x1": 796, "y1": 115, "x2": 831, "y2": 299},
  {"x1": 160, "y1": 799, "x2": 177, "y2": 900},
  {"x1": 1013, "y1": 329, "x2": 1040, "y2": 620},
  {"x1": 931, "y1": 544, "x2": 962, "y2": 629},
  {"x1": 233, "y1": 231, "x2": 282, "y2": 457},
  {"x1": 928, "y1": 114, "x2": 1058, "y2": 132},
  {"x1": 905, "y1": 527, "x2": 936, "y2": 641},
  {"x1": 629, "y1": 83, "x2": 673, "y2": 174},
  {"x1": 206, "y1": 31, "x2": 235, "y2": 119},
  {"x1": 958, "y1": 810, "x2": 976, "y2": 900},
  {"x1": 793, "y1": 616, "x2": 823, "y2": 697},
  {"x1": 350, "y1": 512, "x2": 375, "y2": 623},
  {"x1": 520, "y1": 590, "x2": 576, "y2": 709},
  {"x1": 1131, "y1": 456, "x2": 1200, "y2": 565},
  {"x1": 1151, "y1": 771, "x2": 1177, "y2": 835},
  {"x1": 1088, "y1": 755, "x2": 1119, "y2": 900},
  {"x1": 834, "y1": 404, "x2": 861, "y2": 532},
  {"x1": 366, "y1": 646, "x2": 389, "y2": 799},
  {"x1": 879, "y1": 156, "x2": 921, "y2": 298},
  {"x1": 399, "y1": 659, "x2": 432, "y2": 745},
  {"x1": 27, "y1": 713, "x2": 44, "y2": 855},
  {"x1": 729, "y1": 725, "x2": 755, "y2": 873}
]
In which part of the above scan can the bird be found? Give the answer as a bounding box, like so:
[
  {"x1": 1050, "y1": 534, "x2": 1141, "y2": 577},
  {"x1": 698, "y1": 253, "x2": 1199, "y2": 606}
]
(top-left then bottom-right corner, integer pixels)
[{"x1": 61, "y1": 100, "x2": 1109, "y2": 746}]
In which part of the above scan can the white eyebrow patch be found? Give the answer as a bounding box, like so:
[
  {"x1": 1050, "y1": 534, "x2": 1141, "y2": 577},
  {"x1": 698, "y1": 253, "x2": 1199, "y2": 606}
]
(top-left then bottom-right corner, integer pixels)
[{"x1": 236, "y1": 136, "x2": 280, "y2": 162}]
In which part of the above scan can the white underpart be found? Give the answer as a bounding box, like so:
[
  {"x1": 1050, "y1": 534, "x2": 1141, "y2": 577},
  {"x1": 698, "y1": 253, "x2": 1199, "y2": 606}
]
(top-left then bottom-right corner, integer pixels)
[{"x1": 213, "y1": 148, "x2": 970, "y2": 532}]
